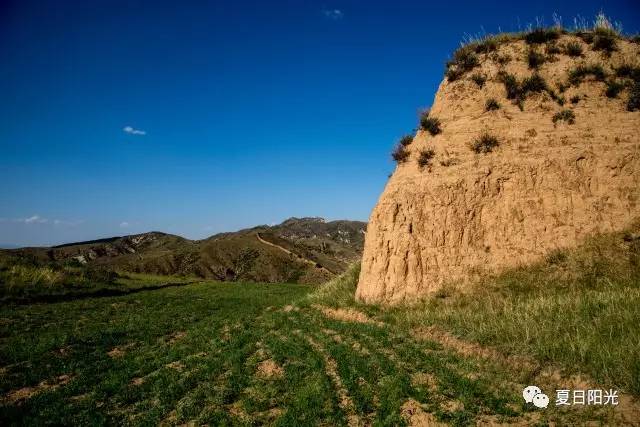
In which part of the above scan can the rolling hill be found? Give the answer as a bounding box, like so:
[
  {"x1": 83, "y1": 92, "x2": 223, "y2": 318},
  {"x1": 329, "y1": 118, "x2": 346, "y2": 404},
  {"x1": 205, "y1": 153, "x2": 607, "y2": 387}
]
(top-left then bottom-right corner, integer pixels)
[{"x1": 0, "y1": 218, "x2": 366, "y2": 284}]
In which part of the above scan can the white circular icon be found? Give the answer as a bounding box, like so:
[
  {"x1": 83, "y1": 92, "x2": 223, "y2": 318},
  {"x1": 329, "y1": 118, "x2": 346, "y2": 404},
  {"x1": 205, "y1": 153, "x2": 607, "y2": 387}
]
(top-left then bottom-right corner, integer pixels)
[
  {"x1": 533, "y1": 393, "x2": 550, "y2": 408},
  {"x1": 522, "y1": 385, "x2": 542, "y2": 403}
]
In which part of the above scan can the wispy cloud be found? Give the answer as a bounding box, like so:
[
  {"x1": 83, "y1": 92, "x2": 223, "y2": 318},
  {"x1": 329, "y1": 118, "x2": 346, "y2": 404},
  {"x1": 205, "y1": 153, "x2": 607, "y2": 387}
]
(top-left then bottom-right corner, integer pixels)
[
  {"x1": 23, "y1": 215, "x2": 48, "y2": 224},
  {"x1": 120, "y1": 221, "x2": 130, "y2": 228},
  {"x1": 6, "y1": 215, "x2": 82, "y2": 226},
  {"x1": 322, "y1": 9, "x2": 343, "y2": 20},
  {"x1": 123, "y1": 126, "x2": 146, "y2": 136}
]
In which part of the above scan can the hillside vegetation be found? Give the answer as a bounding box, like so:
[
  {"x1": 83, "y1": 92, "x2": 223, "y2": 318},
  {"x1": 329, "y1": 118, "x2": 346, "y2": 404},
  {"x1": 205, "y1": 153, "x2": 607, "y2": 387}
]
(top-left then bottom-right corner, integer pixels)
[{"x1": 0, "y1": 218, "x2": 365, "y2": 286}]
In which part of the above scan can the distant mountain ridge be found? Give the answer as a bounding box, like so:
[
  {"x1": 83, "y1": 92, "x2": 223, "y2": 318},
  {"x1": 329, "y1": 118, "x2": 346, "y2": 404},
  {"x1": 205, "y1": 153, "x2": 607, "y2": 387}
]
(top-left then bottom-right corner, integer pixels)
[{"x1": 2, "y1": 218, "x2": 366, "y2": 284}]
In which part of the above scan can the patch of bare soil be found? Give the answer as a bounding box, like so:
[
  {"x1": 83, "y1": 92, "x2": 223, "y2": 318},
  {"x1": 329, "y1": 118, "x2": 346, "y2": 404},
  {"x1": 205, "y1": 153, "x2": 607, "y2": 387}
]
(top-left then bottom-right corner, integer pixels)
[
  {"x1": 165, "y1": 361, "x2": 185, "y2": 371},
  {"x1": 3, "y1": 374, "x2": 72, "y2": 404},
  {"x1": 167, "y1": 331, "x2": 187, "y2": 345},
  {"x1": 256, "y1": 359, "x2": 284, "y2": 379},
  {"x1": 130, "y1": 377, "x2": 145, "y2": 386},
  {"x1": 107, "y1": 342, "x2": 136, "y2": 359},
  {"x1": 400, "y1": 399, "x2": 447, "y2": 426},
  {"x1": 313, "y1": 304, "x2": 384, "y2": 326},
  {"x1": 411, "y1": 372, "x2": 438, "y2": 391}
]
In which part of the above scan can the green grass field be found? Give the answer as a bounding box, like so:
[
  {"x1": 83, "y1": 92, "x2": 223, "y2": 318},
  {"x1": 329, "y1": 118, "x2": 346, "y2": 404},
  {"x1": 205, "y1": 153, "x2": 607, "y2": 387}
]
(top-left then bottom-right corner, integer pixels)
[{"x1": 1, "y1": 227, "x2": 639, "y2": 425}]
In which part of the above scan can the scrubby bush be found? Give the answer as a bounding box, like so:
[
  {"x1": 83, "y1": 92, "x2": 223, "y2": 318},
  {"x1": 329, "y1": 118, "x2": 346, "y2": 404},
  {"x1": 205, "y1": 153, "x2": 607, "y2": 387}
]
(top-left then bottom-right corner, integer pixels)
[
  {"x1": 545, "y1": 42, "x2": 561, "y2": 55},
  {"x1": 420, "y1": 111, "x2": 442, "y2": 136},
  {"x1": 628, "y1": 82, "x2": 640, "y2": 112},
  {"x1": 485, "y1": 98, "x2": 500, "y2": 111},
  {"x1": 552, "y1": 109, "x2": 576, "y2": 124},
  {"x1": 445, "y1": 45, "x2": 480, "y2": 81},
  {"x1": 568, "y1": 64, "x2": 607, "y2": 86},
  {"x1": 605, "y1": 80, "x2": 625, "y2": 98},
  {"x1": 521, "y1": 73, "x2": 549, "y2": 94},
  {"x1": 592, "y1": 27, "x2": 618, "y2": 54},
  {"x1": 490, "y1": 52, "x2": 511, "y2": 65},
  {"x1": 615, "y1": 65, "x2": 640, "y2": 82},
  {"x1": 399, "y1": 135, "x2": 414, "y2": 146},
  {"x1": 570, "y1": 95, "x2": 581, "y2": 104},
  {"x1": 524, "y1": 27, "x2": 561, "y2": 44},
  {"x1": 471, "y1": 133, "x2": 499, "y2": 154},
  {"x1": 498, "y1": 71, "x2": 520, "y2": 100},
  {"x1": 527, "y1": 48, "x2": 546, "y2": 69},
  {"x1": 564, "y1": 41, "x2": 583, "y2": 57},
  {"x1": 471, "y1": 72, "x2": 487, "y2": 88},
  {"x1": 576, "y1": 31, "x2": 595, "y2": 44},
  {"x1": 417, "y1": 149, "x2": 436, "y2": 168},
  {"x1": 391, "y1": 144, "x2": 410, "y2": 163}
]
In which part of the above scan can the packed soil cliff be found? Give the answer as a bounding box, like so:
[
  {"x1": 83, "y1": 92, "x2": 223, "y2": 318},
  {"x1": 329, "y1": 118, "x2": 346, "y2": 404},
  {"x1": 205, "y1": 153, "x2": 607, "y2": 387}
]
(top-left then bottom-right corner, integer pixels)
[{"x1": 357, "y1": 28, "x2": 640, "y2": 304}]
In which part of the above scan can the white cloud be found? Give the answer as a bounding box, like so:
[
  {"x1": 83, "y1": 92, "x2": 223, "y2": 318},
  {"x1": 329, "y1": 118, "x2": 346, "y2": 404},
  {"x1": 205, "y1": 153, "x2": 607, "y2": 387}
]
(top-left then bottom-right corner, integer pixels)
[
  {"x1": 23, "y1": 215, "x2": 47, "y2": 224},
  {"x1": 120, "y1": 222, "x2": 130, "y2": 228},
  {"x1": 322, "y1": 9, "x2": 343, "y2": 20},
  {"x1": 123, "y1": 126, "x2": 146, "y2": 136}
]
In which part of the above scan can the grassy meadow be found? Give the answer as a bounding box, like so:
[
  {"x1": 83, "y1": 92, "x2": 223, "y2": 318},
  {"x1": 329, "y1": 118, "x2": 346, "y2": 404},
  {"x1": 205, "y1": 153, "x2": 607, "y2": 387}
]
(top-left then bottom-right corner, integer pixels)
[{"x1": 1, "y1": 227, "x2": 639, "y2": 425}]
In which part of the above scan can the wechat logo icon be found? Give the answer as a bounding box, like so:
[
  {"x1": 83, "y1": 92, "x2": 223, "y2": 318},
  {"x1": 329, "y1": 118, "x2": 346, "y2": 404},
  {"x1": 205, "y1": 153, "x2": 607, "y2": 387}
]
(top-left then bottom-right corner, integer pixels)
[{"x1": 523, "y1": 385, "x2": 549, "y2": 408}]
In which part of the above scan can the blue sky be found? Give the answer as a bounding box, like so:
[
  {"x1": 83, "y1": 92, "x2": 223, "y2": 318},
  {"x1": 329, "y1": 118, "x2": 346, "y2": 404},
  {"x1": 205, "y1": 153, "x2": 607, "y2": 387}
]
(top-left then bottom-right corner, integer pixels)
[{"x1": 1, "y1": 0, "x2": 639, "y2": 246}]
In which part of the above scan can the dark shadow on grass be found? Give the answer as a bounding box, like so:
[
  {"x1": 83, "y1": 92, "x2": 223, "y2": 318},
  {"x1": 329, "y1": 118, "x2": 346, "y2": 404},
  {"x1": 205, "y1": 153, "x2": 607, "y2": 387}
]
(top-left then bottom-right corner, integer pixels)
[{"x1": 0, "y1": 281, "x2": 199, "y2": 305}]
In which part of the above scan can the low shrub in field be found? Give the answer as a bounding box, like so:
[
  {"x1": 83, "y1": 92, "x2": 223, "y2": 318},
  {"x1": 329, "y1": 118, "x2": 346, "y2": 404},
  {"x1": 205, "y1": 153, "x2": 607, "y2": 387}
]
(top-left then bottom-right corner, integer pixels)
[
  {"x1": 485, "y1": 98, "x2": 500, "y2": 111},
  {"x1": 391, "y1": 144, "x2": 410, "y2": 163},
  {"x1": 564, "y1": 41, "x2": 583, "y2": 57},
  {"x1": 568, "y1": 64, "x2": 607, "y2": 86},
  {"x1": 471, "y1": 72, "x2": 486, "y2": 88},
  {"x1": 471, "y1": 133, "x2": 499, "y2": 153},
  {"x1": 605, "y1": 80, "x2": 625, "y2": 98},
  {"x1": 570, "y1": 95, "x2": 581, "y2": 104},
  {"x1": 552, "y1": 109, "x2": 576, "y2": 124},
  {"x1": 2, "y1": 265, "x2": 64, "y2": 289},
  {"x1": 417, "y1": 149, "x2": 435, "y2": 168},
  {"x1": 420, "y1": 111, "x2": 442, "y2": 136}
]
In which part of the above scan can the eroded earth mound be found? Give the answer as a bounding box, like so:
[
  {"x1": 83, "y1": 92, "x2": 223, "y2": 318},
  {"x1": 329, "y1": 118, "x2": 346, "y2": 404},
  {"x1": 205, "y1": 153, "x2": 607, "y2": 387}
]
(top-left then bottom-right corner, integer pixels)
[{"x1": 357, "y1": 29, "x2": 640, "y2": 304}]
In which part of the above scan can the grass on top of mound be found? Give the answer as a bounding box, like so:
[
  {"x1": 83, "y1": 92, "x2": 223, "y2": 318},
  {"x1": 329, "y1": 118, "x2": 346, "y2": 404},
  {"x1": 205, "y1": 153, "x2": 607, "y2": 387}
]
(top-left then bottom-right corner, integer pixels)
[{"x1": 315, "y1": 223, "x2": 640, "y2": 397}]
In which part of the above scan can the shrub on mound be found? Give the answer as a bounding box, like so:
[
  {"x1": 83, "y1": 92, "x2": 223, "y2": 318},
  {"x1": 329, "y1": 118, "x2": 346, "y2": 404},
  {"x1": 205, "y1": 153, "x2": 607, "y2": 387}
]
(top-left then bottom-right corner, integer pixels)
[
  {"x1": 391, "y1": 144, "x2": 410, "y2": 163},
  {"x1": 471, "y1": 133, "x2": 499, "y2": 154},
  {"x1": 628, "y1": 82, "x2": 640, "y2": 112},
  {"x1": 471, "y1": 73, "x2": 487, "y2": 88},
  {"x1": 420, "y1": 111, "x2": 442, "y2": 136},
  {"x1": 552, "y1": 109, "x2": 576, "y2": 124},
  {"x1": 417, "y1": 149, "x2": 436, "y2": 168},
  {"x1": 564, "y1": 41, "x2": 583, "y2": 57},
  {"x1": 524, "y1": 27, "x2": 561, "y2": 44},
  {"x1": 605, "y1": 80, "x2": 625, "y2": 98},
  {"x1": 527, "y1": 48, "x2": 547, "y2": 69},
  {"x1": 568, "y1": 64, "x2": 607, "y2": 86},
  {"x1": 399, "y1": 134, "x2": 414, "y2": 146},
  {"x1": 485, "y1": 98, "x2": 500, "y2": 111}
]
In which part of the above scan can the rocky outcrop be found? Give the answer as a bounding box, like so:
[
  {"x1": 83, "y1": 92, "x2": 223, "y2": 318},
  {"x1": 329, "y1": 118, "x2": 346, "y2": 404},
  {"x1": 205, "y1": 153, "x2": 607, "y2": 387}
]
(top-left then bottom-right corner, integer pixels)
[{"x1": 357, "y1": 33, "x2": 640, "y2": 304}]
